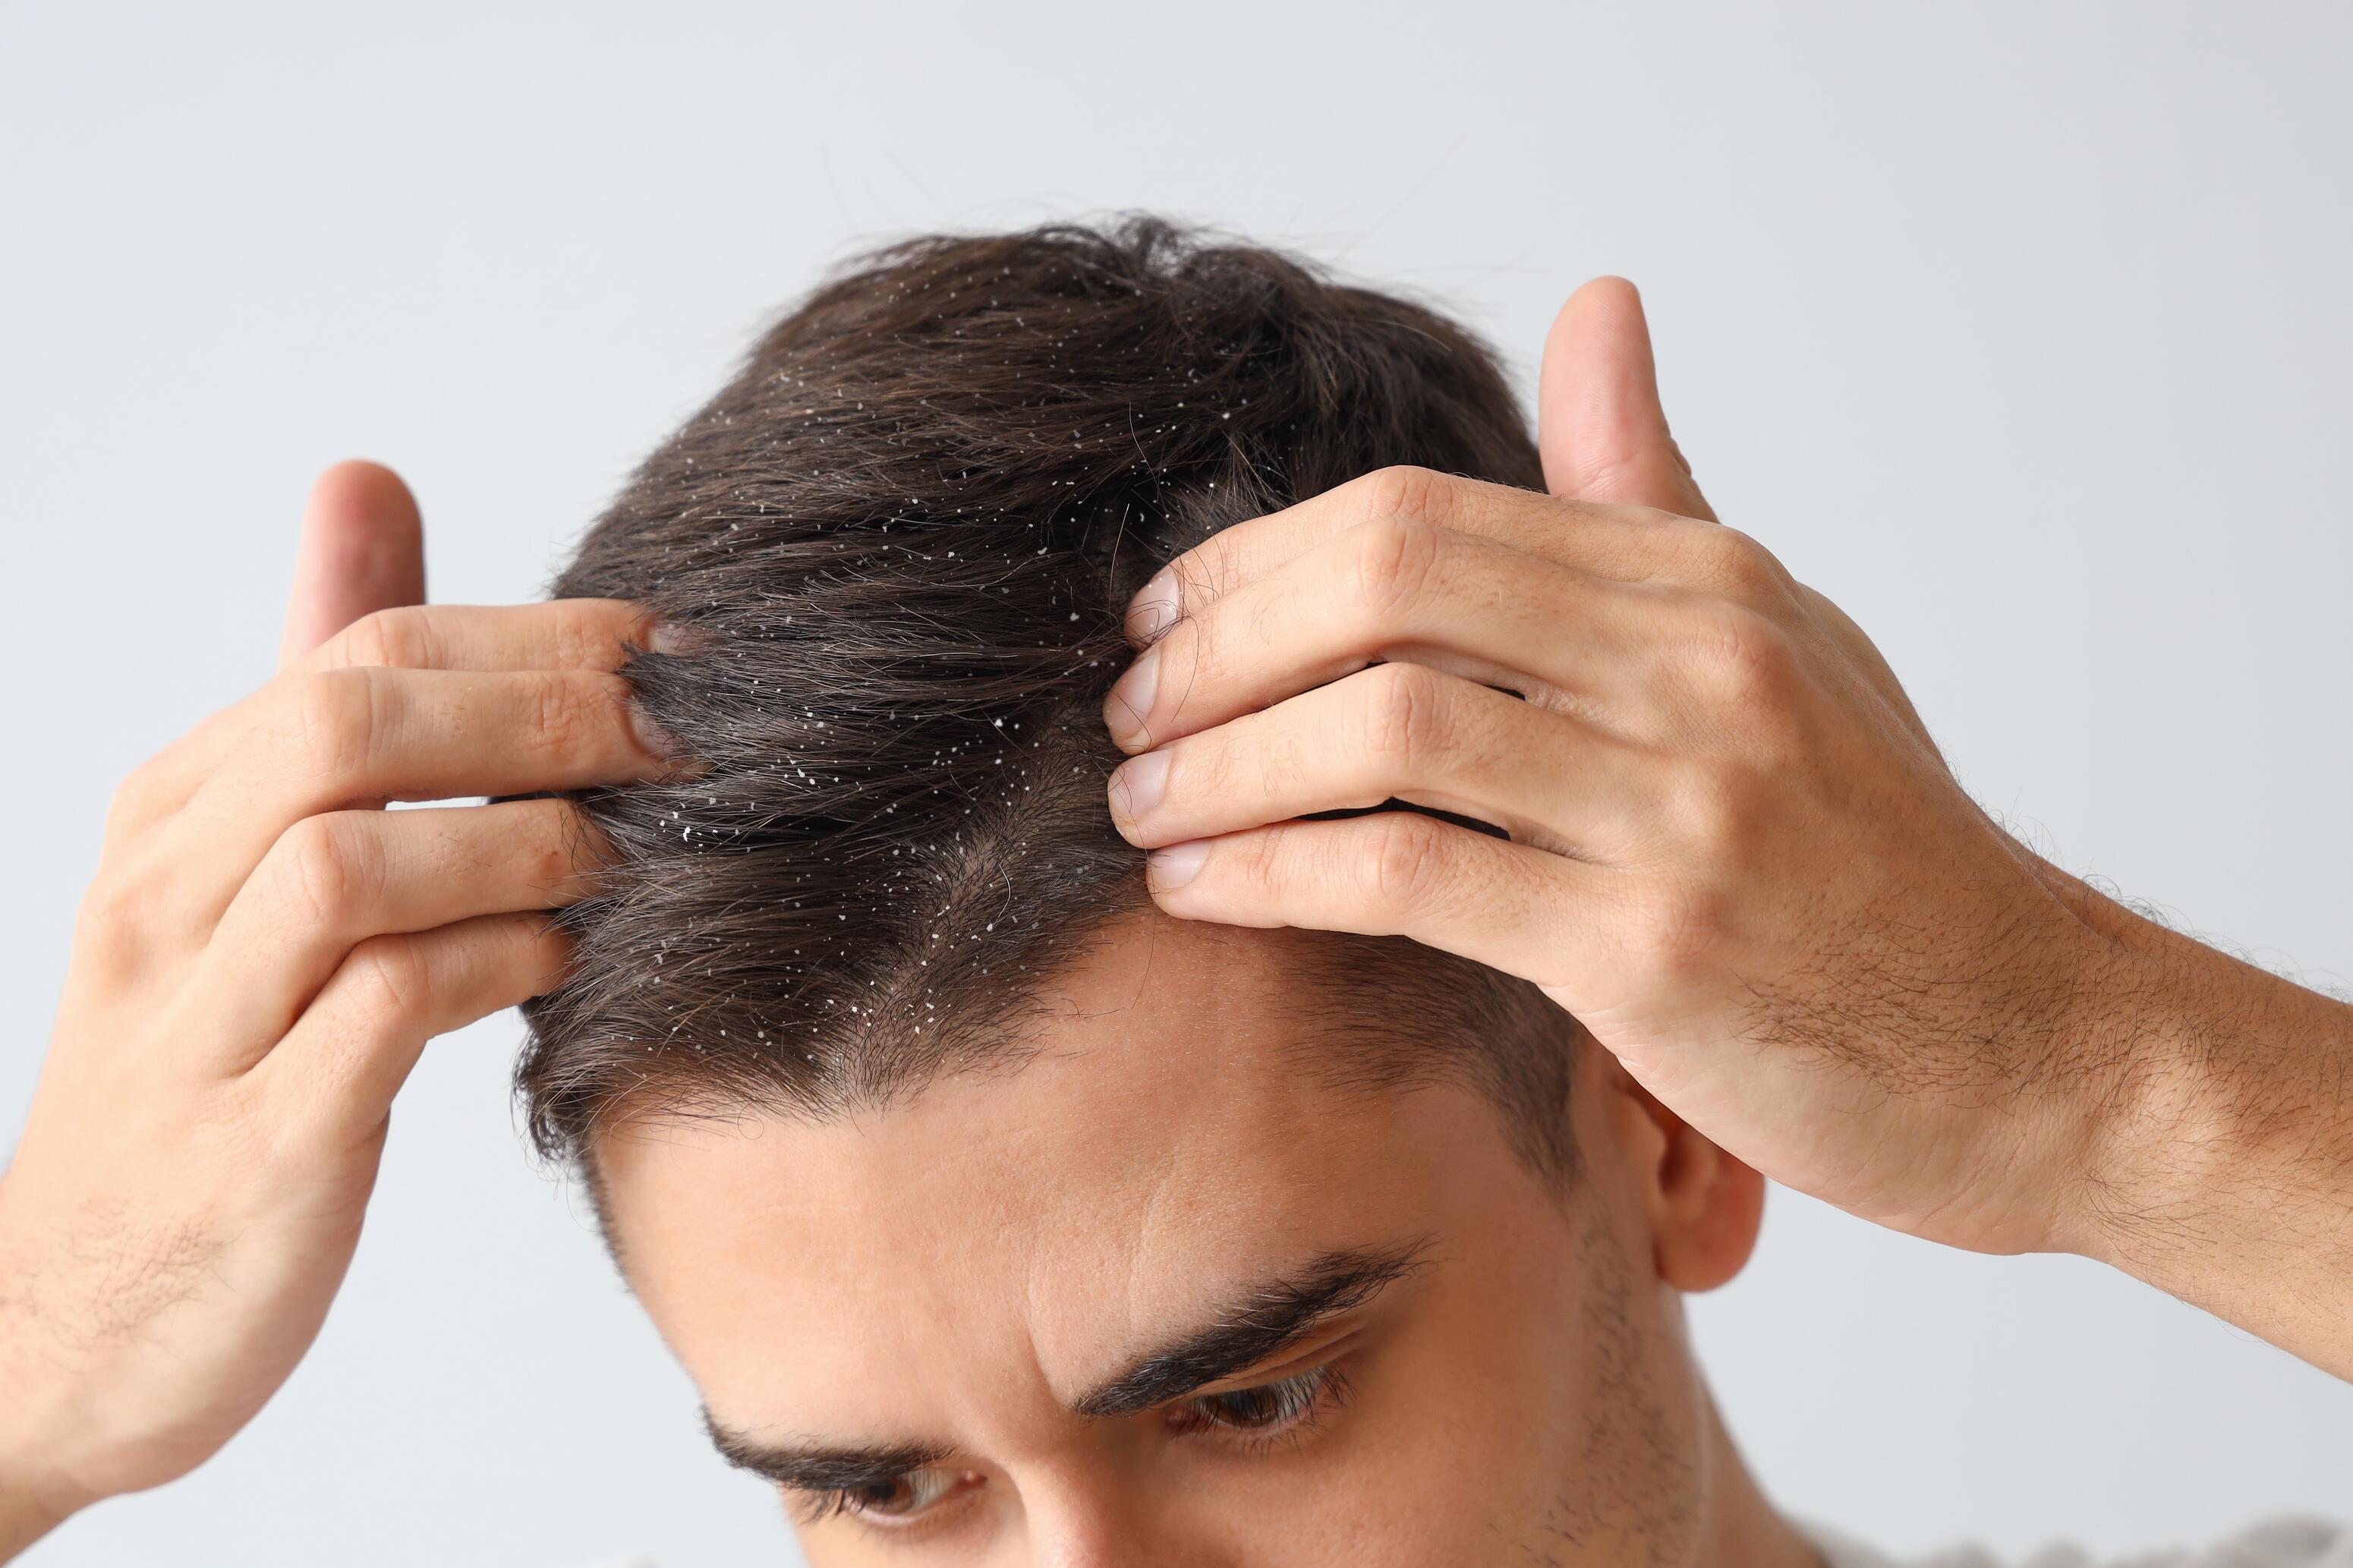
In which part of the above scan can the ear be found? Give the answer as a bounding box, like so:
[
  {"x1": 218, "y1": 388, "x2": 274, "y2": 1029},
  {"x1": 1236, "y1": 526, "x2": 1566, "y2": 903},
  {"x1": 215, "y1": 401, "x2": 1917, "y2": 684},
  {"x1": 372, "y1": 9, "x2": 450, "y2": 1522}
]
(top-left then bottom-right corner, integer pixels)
[
  {"x1": 1601, "y1": 1057, "x2": 1763, "y2": 1292},
  {"x1": 277, "y1": 459, "x2": 427, "y2": 670},
  {"x1": 1537, "y1": 277, "x2": 1718, "y2": 522}
]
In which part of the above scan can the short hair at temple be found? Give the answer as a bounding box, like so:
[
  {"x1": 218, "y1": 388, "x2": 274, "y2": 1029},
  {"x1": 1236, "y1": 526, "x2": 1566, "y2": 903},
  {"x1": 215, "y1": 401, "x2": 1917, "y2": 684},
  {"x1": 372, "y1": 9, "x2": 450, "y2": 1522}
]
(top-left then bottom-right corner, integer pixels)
[{"x1": 518, "y1": 216, "x2": 1584, "y2": 1180}]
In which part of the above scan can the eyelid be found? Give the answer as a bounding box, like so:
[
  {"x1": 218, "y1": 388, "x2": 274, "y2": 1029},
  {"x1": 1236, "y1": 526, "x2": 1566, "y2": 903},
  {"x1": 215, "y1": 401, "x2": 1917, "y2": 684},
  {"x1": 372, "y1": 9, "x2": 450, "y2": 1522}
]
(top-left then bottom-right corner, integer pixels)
[
  {"x1": 792, "y1": 1466, "x2": 985, "y2": 1532},
  {"x1": 1183, "y1": 1327, "x2": 1364, "y2": 1403}
]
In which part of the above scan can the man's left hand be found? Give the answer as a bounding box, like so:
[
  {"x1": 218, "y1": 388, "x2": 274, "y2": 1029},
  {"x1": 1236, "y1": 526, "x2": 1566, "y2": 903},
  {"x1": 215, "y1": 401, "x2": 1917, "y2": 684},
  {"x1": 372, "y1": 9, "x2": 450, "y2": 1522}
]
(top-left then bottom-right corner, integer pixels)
[{"x1": 1099, "y1": 283, "x2": 2353, "y2": 1365}]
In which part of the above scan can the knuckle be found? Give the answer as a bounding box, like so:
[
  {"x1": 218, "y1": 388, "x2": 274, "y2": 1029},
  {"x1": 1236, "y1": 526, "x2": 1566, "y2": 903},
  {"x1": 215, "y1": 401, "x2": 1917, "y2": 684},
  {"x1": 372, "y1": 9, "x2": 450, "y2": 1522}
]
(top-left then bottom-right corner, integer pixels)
[
  {"x1": 1181, "y1": 727, "x2": 1241, "y2": 804},
  {"x1": 1354, "y1": 464, "x2": 1457, "y2": 530},
  {"x1": 1690, "y1": 526, "x2": 1792, "y2": 602},
  {"x1": 329, "y1": 606, "x2": 439, "y2": 670},
  {"x1": 344, "y1": 933, "x2": 432, "y2": 1019},
  {"x1": 1682, "y1": 604, "x2": 1801, "y2": 706},
  {"x1": 522, "y1": 671, "x2": 597, "y2": 762},
  {"x1": 1360, "y1": 811, "x2": 1447, "y2": 916},
  {"x1": 512, "y1": 600, "x2": 630, "y2": 674},
  {"x1": 1168, "y1": 717, "x2": 1283, "y2": 820},
  {"x1": 1228, "y1": 825, "x2": 1291, "y2": 898},
  {"x1": 279, "y1": 812, "x2": 384, "y2": 928},
  {"x1": 1357, "y1": 661, "x2": 1448, "y2": 769},
  {"x1": 73, "y1": 867, "x2": 149, "y2": 956},
  {"x1": 105, "y1": 759, "x2": 167, "y2": 833},
  {"x1": 283, "y1": 667, "x2": 386, "y2": 782},
  {"x1": 554, "y1": 603, "x2": 623, "y2": 671},
  {"x1": 1347, "y1": 514, "x2": 1447, "y2": 619}
]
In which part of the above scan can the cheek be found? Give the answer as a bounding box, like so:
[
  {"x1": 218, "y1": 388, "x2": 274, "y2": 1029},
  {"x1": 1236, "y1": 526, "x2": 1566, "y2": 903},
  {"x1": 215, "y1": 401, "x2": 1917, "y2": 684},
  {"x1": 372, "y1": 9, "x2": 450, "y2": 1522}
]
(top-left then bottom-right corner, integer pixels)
[
  {"x1": 1170, "y1": 1196, "x2": 1697, "y2": 1566},
  {"x1": 1378, "y1": 1190, "x2": 1709, "y2": 1562}
]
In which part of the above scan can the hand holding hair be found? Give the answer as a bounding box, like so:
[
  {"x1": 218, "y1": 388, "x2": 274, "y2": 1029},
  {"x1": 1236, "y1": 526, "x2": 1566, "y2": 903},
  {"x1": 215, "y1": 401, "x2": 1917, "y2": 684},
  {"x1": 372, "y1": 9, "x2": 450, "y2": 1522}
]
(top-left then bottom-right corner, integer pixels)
[
  {"x1": 1106, "y1": 280, "x2": 2353, "y2": 1381},
  {"x1": 0, "y1": 465, "x2": 671, "y2": 1556}
]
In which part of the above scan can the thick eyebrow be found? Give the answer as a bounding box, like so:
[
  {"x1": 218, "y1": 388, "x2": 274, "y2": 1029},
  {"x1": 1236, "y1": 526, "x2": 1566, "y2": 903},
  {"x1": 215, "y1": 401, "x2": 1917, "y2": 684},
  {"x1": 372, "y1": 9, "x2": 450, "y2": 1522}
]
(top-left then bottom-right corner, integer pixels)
[
  {"x1": 704, "y1": 1409, "x2": 950, "y2": 1493},
  {"x1": 699, "y1": 1236, "x2": 1433, "y2": 1485},
  {"x1": 1071, "y1": 1236, "x2": 1434, "y2": 1418}
]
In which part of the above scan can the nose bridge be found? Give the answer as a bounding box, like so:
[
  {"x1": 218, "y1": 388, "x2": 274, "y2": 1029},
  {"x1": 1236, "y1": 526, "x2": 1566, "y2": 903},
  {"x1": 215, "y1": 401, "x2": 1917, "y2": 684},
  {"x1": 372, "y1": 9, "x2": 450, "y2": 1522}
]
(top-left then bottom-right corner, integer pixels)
[{"x1": 1017, "y1": 1469, "x2": 1230, "y2": 1568}]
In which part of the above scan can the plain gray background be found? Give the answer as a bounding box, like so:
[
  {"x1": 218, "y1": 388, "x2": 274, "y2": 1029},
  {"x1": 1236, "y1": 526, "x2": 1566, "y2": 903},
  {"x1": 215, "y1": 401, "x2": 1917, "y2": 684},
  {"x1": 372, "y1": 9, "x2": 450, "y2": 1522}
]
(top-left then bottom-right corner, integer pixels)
[{"x1": 3, "y1": 2, "x2": 2348, "y2": 1563}]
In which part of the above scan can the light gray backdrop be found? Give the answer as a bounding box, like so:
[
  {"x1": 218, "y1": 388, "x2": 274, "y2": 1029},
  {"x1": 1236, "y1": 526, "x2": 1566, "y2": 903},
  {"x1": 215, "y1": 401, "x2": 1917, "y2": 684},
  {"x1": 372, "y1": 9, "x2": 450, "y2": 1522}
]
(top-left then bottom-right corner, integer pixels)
[{"x1": 3, "y1": 2, "x2": 2348, "y2": 1563}]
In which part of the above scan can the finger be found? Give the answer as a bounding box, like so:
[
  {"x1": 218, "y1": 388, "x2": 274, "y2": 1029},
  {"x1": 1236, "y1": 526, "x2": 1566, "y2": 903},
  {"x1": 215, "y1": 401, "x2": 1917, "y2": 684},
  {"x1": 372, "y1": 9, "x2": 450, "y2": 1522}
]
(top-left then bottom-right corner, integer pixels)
[
  {"x1": 1141, "y1": 810, "x2": 1594, "y2": 992},
  {"x1": 1120, "y1": 468, "x2": 1727, "y2": 649},
  {"x1": 297, "y1": 600, "x2": 665, "y2": 676},
  {"x1": 249, "y1": 912, "x2": 569, "y2": 1145},
  {"x1": 129, "y1": 666, "x2": 675, "y2": 936},
  {"x1": 181, "y1": 798, "x2": 610, "y2": 1075},
  {"x1": 1107, "y1": 663, "x2": 1661, "y2": 861},
  {"x1": 1103, "y1": 517, "x2": 1665, "y2": 754},
  {"x1": 113, "y1": 601, "x2": 668, "y2": 848},
  {"x1": 278, "y1": 461, "x2": 427, "y2": 671},
  {"x1": 1537, "y1": 278, "x2": 1718, "y2": 521}
]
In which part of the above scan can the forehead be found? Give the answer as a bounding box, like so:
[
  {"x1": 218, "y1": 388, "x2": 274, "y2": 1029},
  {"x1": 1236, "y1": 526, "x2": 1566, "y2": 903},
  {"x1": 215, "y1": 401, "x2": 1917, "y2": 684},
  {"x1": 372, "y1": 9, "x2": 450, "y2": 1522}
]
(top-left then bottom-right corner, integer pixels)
[{"x1": 594, "y1": 914, "x2": 1513, "y2": 1434}]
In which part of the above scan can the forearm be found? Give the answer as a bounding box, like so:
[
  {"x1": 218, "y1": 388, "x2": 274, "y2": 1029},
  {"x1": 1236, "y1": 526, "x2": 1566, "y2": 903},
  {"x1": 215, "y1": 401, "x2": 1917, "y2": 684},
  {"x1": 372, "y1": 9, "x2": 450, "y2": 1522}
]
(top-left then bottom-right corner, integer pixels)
[{"x1": 2040, "y1": 860, "x2": 2353, "y2": 1378}]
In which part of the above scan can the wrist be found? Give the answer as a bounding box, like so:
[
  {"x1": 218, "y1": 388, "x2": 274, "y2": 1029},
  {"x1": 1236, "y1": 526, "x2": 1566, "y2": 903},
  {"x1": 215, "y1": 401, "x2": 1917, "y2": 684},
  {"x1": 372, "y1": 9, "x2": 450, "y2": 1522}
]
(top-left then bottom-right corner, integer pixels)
[
  {"x1": 2042, "y1": 926, "x2": 2216, "y2": 1265},
  {"x1": 0, "y1": 1462, "x2": 80, "y2": 1560},
  {"x1": 0, "y1": 1207, "x2": 96, "y2": 1557},
  {"x1": 2034, "y1": 880, "x2": 2353, "y2": 1365},
  {"x1": 2008, "y1": 851, "x2": 2211, "y2": 1254}
]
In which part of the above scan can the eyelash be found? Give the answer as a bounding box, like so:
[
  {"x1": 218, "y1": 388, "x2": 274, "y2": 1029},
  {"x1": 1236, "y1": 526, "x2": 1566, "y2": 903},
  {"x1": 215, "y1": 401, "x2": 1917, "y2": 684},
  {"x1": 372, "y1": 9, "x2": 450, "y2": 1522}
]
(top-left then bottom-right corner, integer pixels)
[
  {"x1": 792, "y1": 1363, "x2": 1355, "y2": 1532},
  {"x1": 789, "y1": 1467, "x2": 980, "y2": 1531},
  {"x1": 1166, "y1": 1361, "x2": 1353, "y2": 1450}
]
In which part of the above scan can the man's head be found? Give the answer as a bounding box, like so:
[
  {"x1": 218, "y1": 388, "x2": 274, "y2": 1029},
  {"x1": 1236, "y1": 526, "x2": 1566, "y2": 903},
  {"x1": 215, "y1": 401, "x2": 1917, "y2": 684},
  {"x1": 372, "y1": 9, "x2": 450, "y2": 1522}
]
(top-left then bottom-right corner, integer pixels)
[{"x1": 523, "y1": 220, "x2": 1768, "y2": 1563}]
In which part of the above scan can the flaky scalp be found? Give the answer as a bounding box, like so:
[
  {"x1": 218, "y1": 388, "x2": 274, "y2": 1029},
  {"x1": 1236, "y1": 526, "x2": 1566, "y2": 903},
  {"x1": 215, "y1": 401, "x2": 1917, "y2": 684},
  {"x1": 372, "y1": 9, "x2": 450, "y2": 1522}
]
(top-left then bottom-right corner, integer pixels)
[{"x1": 519, "y1": 217, "x2": 1578, "y2": 1171}]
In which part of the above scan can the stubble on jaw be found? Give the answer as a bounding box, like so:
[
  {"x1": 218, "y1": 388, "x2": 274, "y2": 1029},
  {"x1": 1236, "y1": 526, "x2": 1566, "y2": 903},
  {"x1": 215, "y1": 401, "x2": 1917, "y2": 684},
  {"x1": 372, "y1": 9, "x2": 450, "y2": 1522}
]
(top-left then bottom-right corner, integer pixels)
[{"x1": 1523, "y1": 1199, "x2": 1702, "y2": 1568}]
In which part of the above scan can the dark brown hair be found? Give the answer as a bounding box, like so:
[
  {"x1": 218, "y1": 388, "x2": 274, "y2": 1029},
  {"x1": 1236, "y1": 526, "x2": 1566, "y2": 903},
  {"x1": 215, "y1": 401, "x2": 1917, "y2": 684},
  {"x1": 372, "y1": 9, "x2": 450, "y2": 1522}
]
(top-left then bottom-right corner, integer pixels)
[{"x1": 520, "y1": 218, "x2": 1582, "y2": 1176}]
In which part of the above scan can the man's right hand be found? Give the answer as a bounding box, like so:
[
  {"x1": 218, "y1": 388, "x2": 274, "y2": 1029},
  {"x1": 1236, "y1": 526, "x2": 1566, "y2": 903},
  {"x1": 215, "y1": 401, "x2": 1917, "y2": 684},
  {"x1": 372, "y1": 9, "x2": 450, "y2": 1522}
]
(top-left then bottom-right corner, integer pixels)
[{"x1": 0, "y1": 463, "x2": 669, "y2": 1554}]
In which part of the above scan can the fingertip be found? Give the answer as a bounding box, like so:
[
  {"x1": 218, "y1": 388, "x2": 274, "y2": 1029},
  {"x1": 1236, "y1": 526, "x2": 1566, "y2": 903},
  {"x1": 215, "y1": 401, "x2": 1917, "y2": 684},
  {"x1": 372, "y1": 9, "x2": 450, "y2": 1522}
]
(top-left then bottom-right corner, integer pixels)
[
  {"x1": 282, "y1": 460, "x2": 429, "y2": 669},
  {"x1": 1541, "y1": 276, "x2": 1658, "y2": 418},
  {"x1": 1101, "y1": 644, "x2": 1161, "y2": 753},
  {"x1": 1544, "y1": 276, "x2": 1644, "y2": 368},
  {"x1": 1123, "y1": 565, "x2": 1180, "y2": 647},
  {"x1": 1560, "y1": 274, "x2": 1643, "y2": 326},
  {"x1": 1145, "y1": 837, "x2": 1210, "y2": 893},
  {"x1": 305, "y1": 460, "x2": 422, "y2": 537},
  {"x1": 528, "y1": 921, "x2": 581, "y2": 1003},
  {"x1": 1538, "y1": 279, "x2": 1716, "y2": 519},
  {"x1": 644, "y1": 612, "x2": 695, "y2": 656}
]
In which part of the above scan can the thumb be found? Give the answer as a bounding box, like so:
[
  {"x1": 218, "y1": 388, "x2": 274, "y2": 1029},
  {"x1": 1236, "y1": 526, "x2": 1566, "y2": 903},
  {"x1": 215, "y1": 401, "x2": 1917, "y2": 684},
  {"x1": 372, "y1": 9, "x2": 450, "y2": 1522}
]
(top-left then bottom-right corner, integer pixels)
[
  {"x1": 277, "y1": 461, "x2": 427, "y2": 671},
  {"x1": 1538, "y1": 277, "x2": 1717, "y2": 521}
]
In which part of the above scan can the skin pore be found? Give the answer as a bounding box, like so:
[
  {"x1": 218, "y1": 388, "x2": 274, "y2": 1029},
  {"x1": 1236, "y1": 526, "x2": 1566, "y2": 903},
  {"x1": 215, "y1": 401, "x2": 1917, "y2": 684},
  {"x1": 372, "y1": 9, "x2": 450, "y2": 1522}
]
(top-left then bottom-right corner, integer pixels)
[{"x1": 596, "y1": 912, "x2": 1818, "y2": 1567}]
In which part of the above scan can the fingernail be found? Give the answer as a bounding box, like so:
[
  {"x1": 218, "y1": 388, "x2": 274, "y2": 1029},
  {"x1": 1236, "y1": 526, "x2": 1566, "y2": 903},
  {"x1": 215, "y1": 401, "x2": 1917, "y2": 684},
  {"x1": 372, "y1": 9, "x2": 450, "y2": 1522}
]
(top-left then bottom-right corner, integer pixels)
[
  {"x1": 631, "y1": 701, "x2": 688, "y2": 760},
  {"x1": 1109, "y1": 749, "x2": 1170, "y2": 822},
  {"x1": 1126, "y1": 567, "x2": 1179, "y2": 644},
  {"x1": 648, "y1": 617, "x2": 694, "y2": 656},
  {"x1": 1148, "y1": 838, "x2": 1209, "y2": 890},
  {"x1": 1104, "y1": 647, "x2": 1160, "y2": 746}
]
